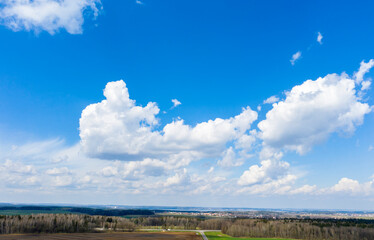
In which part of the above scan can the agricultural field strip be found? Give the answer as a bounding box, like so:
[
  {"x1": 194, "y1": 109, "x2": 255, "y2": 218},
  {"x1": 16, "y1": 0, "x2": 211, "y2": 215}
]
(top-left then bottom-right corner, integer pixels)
[
  {"x1": 0, "y1": 232, "x2": 201, "y2": 240},
  {"x1": 204, "y1": 231, "x2": 298, "y2": 240}
]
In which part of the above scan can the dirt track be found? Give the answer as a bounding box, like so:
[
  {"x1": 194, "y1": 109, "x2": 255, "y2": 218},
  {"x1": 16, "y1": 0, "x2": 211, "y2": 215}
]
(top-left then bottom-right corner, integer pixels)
[{"x1": 0, "y1": 232, "x2": 202, "y2": 240}]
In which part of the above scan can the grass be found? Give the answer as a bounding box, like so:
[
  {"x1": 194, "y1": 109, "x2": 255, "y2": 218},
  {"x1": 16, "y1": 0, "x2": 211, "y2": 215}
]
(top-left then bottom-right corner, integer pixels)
[{"x1": 204, "y1": 231, "x2": 297, "y2": 240}]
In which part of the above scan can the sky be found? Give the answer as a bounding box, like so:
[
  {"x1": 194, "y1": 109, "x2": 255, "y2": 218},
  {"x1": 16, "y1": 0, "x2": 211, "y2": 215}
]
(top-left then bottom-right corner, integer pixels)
[{"x1": 0, "y1": 0, "x2": 374, "y2": 210}]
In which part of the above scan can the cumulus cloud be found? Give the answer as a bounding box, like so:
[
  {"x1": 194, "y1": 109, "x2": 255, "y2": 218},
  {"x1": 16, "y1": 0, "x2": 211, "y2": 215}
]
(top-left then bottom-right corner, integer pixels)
[
  {"x1": 79, "y1": 80, "x2": 258, "y2": 162},
  {"x1": 238, "y1": 159, "x2": 293, "y2": 186},
  {"x1": 0, "y1": 159, "x2": 40, "y2": 188},
  {"x1": 330, "y1": 177, "x2": 373, "y2": 195},
  {"x1": 0, "y1": 0, "x2": 101, "y2": 34},
  {"x1": 238, "y1": 60, "x2": 373, "y2": 196},
  {"x1": 3, "y1": 61, "x2": 374, "y2": 200},
  {"x1": 2, "y1": 159, "x2": 36, "y2": 174},
  {"x1": 317, "y1": 32, "x2": 323, "y2": 44},
  {"x1": 122, "y1": 158, "x2": 169, "y2": 179},
  {"x1": 164, "y1": 168, "x2": 190, "y2": 187},
  {"x1": 217, "y1": 147, "x2": 244, "y2": 167},
  {"x1": 171, "y1": 98, "x2": 181, "y2": 108},
  {"x1": 290, "y1": 51, "x2": 301, "y2": 65},
  {"x1": 263, "y1": 95, "x2": 279, "y2": 104},
  {"x1": 258, "y1": 64, "x2": 373, "y2": 155},
  {"x1": 100, "y1": 166, "x2": 118, "y2": 177}
]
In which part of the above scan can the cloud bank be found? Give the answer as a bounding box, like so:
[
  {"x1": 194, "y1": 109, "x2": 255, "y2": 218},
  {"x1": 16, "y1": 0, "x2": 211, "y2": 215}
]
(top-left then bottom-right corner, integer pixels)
[{"x1": 1, "y1": 60, "x2": 373, "y2": 204}]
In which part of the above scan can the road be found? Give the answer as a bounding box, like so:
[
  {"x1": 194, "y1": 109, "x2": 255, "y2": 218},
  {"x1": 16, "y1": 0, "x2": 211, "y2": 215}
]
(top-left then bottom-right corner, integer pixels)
[{"x1": 197, "y1": 230, "x2": 208, "y2": 240}]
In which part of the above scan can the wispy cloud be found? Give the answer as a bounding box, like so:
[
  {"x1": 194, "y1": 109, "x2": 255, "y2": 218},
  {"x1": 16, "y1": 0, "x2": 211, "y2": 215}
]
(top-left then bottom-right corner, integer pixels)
[
  {"x1": 263, "y1": 95, "x2": 279, "y2": 104},
  {"x1": 171, "y1": 98, "x2": 181, "y2": 108},
  {"x1": 290, "y1": 51, "x2": 301, "y2": 65},
  {"x1": 317, "y1": 32, "x2": 323, "y2": 44}
]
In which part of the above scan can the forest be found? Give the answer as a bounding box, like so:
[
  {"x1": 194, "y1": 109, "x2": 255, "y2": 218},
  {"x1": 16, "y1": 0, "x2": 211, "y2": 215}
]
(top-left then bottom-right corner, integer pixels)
[
  {"x1": 0, "y1": 206, "x2": 154, "y2": 217},
  {"x1": 1, "y1": 214, "x2": 374, "y2": 239}
]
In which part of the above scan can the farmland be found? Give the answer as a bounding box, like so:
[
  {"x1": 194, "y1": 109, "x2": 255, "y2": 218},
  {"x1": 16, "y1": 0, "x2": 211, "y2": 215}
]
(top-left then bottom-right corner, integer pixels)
[
  {"x1": 205, "y1": 231, "x2": 295, "y2": 240},
  {"x1": 0, "y1": 232, "x2": 201, "y2": 240},
  {"x1": 0, "y1": 231, "x2": 299, "y2": 240}
]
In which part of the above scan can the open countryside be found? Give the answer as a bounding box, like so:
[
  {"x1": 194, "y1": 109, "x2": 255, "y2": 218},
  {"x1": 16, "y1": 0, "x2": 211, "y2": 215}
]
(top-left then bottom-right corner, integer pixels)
[
  {"x1": 0, "y1": 232, "x2": 297, "y2": 240},
  {"x1": 1, "y1": 0, "x2": 374, "y2": 239},
  {"x1": 1, "y1": 208, "x2": 374, "y2": 239}
]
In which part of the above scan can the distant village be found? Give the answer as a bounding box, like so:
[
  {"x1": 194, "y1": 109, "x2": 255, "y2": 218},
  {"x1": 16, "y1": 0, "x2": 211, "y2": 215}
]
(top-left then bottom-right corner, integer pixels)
[{"x1": 161, "y1": 210, "x2": 374, "y2": 220}]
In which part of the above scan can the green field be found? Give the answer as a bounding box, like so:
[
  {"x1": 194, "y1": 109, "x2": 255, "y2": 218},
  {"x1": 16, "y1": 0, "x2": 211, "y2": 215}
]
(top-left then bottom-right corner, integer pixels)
[{"x1": 205, "y1": 231, "x2": 296, "y2": 240}]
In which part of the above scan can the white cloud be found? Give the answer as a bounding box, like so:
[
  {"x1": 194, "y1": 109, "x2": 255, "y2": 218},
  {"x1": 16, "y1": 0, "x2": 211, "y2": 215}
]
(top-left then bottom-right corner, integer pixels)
[
  {"x1": 263, "y1": 95, "x2": 279, "y2": 104},
  {"x1": 100, "y1": 166, "x2": 118, "y2": 177},
  {"x1": 22, "y1": 176, "x2": 39, "y2": 185},
  {"x1": 46, "y1": 167, "x2": 71, "y2": 175},
  {"x1": 238, "y1": 173, "x2": 297, "y2": 195},
  {"x1": 3, "y1": 61, "x2": 374, "y2": 200},
  {"x1": 0, "y1": 0, "x2": 101, "y2": 34},
  {"x1": 290, "y1": 51, "x2": 301, "y2": 65},
  {"x1": 258, "y1": 66, "x2": 372, "y2": 155},
  {"x1": 290, "y1": 184, "x2": 317, "y2": 194},
  {"x1": 135, "y1": 0, "x2": 143, "y2": 4},
  {"x1": 122, "y1": 158, "x2": 168, "y2": 179},
  {"x1": 171, "y1": 98, "x2": 181, "y2": 108},
  {"x1": 0, "y1": 160, "x2": 40, "y2": 188},
  {"x1": 2, "y1": 159, "x2": 36, "y2": 174},
  {"x1": 239, "y1": 60, "x2": 373, "y2": 196},
  {"x1": 238, "y1": 159, "x2": 293, "y2": 186},
  {"x1": 51, "y1": 175, "x2": 73, "y2": 187},
  {"x1": 164, "y1": 168, "x2": 189, "y2": 187},
  {"x1": 330, "y1": 177, "x2": 373, "y2": 195},
  {"x1": 79, "y1": 80, "x2": 258, "y2": 162},
  {"x1": 217, "y1": 147, "x2": 244, "y2": 167},
  {"x1": 361, "y1": 81, "x2": 371, "y2": 91},
  {"x1": 317, "y1": 32, "x2": 323, "y2": 44},
  {"x1": 354, "y1": 60, "x2": 374, "y2": 91}
]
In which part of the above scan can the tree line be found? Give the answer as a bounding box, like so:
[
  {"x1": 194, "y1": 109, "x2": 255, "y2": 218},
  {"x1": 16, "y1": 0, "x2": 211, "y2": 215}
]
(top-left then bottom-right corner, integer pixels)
[
  {"x1": 220, "y1": 218, "x2": 374, "y2": 240},
  {"x1": 2, "y1": 214, "x2": 374, "y2": 239},
  {"x1": 0, "y1": 206, "x2": 154, "y2": 217},
  {"x1": 0, "y1": 214, "x2": 135, "y2": 234}
]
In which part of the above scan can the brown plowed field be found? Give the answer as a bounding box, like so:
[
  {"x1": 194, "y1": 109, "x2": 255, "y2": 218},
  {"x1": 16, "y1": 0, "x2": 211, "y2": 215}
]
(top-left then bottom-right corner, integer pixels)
[{"x1": 0, "y1": 232, "x2": 201, "y2": 240}]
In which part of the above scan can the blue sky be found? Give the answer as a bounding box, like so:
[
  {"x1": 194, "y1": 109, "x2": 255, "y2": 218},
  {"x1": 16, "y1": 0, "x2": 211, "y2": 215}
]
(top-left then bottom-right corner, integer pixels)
[{"x1": 0, "y1": 0, "x2": 374, "y2": 209}]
